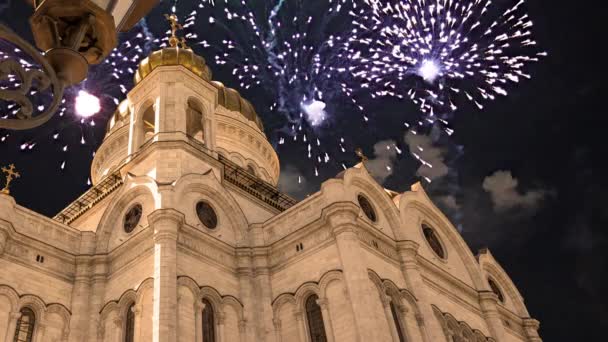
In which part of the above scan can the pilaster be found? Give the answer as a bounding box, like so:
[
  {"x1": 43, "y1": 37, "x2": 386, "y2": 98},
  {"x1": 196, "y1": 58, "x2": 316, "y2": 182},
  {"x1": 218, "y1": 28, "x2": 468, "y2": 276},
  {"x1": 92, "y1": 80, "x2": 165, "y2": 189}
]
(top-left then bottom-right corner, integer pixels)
[
  {"x1": 149, "y1": 208, "x2": 184, "y2": 342},
  {"x1": 88, "y1": 255, "x2": 109, "y2": 342},
  {"x1": 396, "y1": 240, "x2": 446, "y2": 342},
  {"x1": 236, "y1": 248, "x2": 255, "y2": 342},
  {"x1": 325, "y1": 202, "x2": 387, "y2": 342},
  {"x1": 479, "y1": 291, "x2": 507, "y2": 341},
  {"x1": 523, "y1": 318, "x2": 543, "y2": 342}
]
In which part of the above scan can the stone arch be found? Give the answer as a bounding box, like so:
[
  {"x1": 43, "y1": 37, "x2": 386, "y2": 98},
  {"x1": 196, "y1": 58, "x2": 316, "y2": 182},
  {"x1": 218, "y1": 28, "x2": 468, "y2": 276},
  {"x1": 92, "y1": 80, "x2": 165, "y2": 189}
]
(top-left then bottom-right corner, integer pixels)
[
  {"x1": 46, "y1": 304, "x2": 71, "y2": 340},
  {"x1": 399, "y1": 188, "x2": 485, "y2": 289},
  {"x1": 318, "y1": 270, "x2": 344, "y2": 299},
  {"x1": 18, "y1": 295, "x2": 47, "y2": 323},
  {"x1": 368, "y1": 270, "x2": 428, "y2": 342},
  {"x1": 131, "y1": 97, "x2": 158, "y2": 151},
  {"x1": 173, "y1": 173, "x2": 249, "y2": 245},
  {"x1": 294, "y1": 282, "x2": 322, "y2": 310},
  {"x1": 478, "y1": 250, "x2": 529, "y2": 316},
  {"x1": 0, "y1": 285, "x2": 19, "y2": 311},
  {"x1": 95, "y1": 179, "x2": 158, "y2": 253},
  {"x1": 178, "y1": 276, "x2": 201, "y2": 300},
  {"x1": 198, "y1": 286, "x2": 224, "y2": 317},
  {"x1": 341, "y1": 166, "x2": 403, "y2": 239},
  {"x1": 432, "y1": 306, "x2": 495, "y2": 342}
]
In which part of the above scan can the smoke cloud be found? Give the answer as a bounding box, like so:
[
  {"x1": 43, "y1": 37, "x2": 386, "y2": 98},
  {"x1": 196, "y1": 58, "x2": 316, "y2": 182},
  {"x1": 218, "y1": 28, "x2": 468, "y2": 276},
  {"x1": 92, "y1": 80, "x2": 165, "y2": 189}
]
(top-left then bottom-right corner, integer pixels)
[
  {"x1": 482, "y1": 170, "x2": 548, "y2": 212},
  {"x1": 404, "y1": 131, "x2": 449, "y2": 181}
]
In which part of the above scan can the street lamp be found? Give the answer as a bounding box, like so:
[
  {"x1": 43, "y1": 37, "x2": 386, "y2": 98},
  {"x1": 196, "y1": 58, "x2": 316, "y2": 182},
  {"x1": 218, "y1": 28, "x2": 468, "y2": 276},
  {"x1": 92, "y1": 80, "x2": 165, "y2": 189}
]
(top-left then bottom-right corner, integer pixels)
[{"x1": 0, "y1": 0, "x2": 159, "y2": 130}]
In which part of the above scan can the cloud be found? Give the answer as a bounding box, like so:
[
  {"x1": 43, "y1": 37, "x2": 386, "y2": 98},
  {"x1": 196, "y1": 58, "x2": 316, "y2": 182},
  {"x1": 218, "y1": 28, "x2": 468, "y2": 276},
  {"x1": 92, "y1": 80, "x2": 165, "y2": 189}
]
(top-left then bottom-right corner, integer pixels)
[
  {"x1": 365, "y1": 140, "x2": 398, "y2": 184},
  {"x1": 482, "y1": 170, "x2": 548, "y2": 212},
  {"x1": 435, "y1": 195, "x2": 461, "y2": 211},
  {"x1": 278, "y1": 166, "x2": 307, "y2": 198},
  {"x1": 404, "y1": 131, "x2": 449, "y2": 181}
]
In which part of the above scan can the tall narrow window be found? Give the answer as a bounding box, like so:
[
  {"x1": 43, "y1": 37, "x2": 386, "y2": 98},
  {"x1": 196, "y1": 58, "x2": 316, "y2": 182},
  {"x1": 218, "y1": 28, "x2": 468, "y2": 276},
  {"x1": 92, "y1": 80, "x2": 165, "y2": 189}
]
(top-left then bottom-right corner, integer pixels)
[
  {"x1": 390, "y1": 301, "x2": 407, "y2": 342},
  {"x1": 305, "y1": 294, "x2": 327, "y2": 342},
  {"x1": 202, "y1": 299, "x2": 215, "y2": 342},
  {"x1": 187, "y1": 99, "x2": 205, "y2": 143},
  {"x1": 124, "y1": 303, "x2": 135, "y2": 342},
  {"x1": 13, "y1": 308, "x2": 35, "y2": 342},
  {"x1": 142, "y1": 105, "x2": 156, "y2": 145}
]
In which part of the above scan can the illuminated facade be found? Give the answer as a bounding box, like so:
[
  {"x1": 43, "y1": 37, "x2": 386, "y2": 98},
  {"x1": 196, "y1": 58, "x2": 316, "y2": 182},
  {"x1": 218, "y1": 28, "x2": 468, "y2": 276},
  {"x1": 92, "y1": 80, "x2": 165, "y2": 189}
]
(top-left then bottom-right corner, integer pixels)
[{"x1": 0, "y1": 45, "x2": 542, "y2": 342}]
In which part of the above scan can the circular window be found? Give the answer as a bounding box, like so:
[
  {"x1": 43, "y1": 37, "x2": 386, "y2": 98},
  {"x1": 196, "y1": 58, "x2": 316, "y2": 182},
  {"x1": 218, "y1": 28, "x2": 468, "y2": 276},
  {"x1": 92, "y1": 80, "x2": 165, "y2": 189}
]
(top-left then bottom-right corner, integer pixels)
[
  {"x1": 357, "y1": 195, "x2": 377, "y2": 222},
  {"x1": 422, "y1": 223, "x2": 445, "y2": 259},
  {"x1": 196, "y1": 201, "x2": 218, "y2": 229},
  {"x1": 123, "y1": 204, "x2": 143, "y2": 233},
  {"x1": 488, "y1": 278, "x2": 505, "y2": 303}
]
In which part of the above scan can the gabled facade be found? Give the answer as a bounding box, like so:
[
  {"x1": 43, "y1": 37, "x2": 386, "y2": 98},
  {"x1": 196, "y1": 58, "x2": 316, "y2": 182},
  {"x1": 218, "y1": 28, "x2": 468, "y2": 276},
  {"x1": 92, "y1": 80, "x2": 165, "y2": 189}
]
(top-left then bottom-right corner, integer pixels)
[{"x1": 0, "y1": 44, "x2": 542, "y2": 342}]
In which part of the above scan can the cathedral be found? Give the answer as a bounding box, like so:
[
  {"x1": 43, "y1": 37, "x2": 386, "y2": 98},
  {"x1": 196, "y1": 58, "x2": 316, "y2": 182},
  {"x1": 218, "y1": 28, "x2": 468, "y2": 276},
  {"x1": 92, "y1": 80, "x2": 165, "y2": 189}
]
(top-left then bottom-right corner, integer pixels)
[{"x1": 0, "y1": 37, "x2": 542, "y2": 342}]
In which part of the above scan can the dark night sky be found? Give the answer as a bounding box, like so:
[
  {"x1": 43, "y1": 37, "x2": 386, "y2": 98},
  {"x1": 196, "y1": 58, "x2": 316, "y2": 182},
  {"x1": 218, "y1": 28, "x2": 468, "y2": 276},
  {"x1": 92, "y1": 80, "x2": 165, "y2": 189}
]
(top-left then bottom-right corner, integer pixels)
[{"x1": 1, "y1": 0, "x2": 606, "y2": 340}]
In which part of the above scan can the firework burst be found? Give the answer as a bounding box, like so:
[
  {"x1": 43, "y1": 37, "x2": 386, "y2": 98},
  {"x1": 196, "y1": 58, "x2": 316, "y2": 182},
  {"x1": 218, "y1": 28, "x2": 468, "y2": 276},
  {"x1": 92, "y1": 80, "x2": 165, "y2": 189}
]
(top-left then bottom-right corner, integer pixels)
[{"x1": 346, "y1": 0, "x2": 546, "y2": 115}]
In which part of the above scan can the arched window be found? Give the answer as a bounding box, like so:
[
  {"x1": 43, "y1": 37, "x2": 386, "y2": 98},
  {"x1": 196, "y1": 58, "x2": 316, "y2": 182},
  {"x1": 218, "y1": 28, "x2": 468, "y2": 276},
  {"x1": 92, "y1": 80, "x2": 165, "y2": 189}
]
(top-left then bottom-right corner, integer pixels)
[
  {"x1": 488, "y1": 278, "x2": 505, "y2": 303},
  {"x1": 305, "y1": 294, "x2": 327, "y2": 342},
  {"x1": 422, "y1": 224, "x2": 446, "y2": 259},
  {"x1": 390, "y1": 301, "x2": 407, "y2": 342},
  {"x1": 13, "y1": 308, "x2": 35, "y2": 342},
  {"x1": 124, "y1": 303, "x2": 136, "y2": 342},
  {"x1": 247, "y1": 164, "x2": 256, "y2": 176},
  {"x1": 202, "y1": 299, "x2": 215, "y2": 342},
  {"x1": 142, "y1": 105, "x2": 156, "y2": 144},
  {"x1": 187, "y1": 98, "x2": 205, "y2": 143}
]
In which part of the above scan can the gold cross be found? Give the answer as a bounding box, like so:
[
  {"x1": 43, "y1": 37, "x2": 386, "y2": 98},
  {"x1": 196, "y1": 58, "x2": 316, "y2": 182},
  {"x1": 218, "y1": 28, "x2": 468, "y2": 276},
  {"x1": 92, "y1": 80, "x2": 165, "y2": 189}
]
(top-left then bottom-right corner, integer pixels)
[
  {"x1": 164, "y1": 14, "x2": 183, "y2": 48},
  {"x1": 1, "y1": 164, "x2": 20, "y2": 195},
  {"x1": 355, "y1": 148, "x2": 368, "y2": 162}
]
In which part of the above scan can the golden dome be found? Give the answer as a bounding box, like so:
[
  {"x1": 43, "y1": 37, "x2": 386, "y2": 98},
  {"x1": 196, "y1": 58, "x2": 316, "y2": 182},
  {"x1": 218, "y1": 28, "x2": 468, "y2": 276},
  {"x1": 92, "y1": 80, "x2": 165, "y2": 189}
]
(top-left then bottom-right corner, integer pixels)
[
  {"x1": 134, "y1": 47, "x2": 212, "y2": 84},
  {"x1": 134, "y1": 47, "x2": 264, "y2": 131}
]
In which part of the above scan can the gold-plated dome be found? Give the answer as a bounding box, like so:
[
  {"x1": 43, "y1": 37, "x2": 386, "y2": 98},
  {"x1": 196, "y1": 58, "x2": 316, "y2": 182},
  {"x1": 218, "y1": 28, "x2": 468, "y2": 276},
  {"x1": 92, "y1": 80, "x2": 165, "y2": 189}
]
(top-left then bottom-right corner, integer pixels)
[
  {"x1": 211, "y1": 81, "x2": 264, "y2": 131},
  {"x1": 134, "y1": 46, "x2": 264, "y2": 131},
  {"x1": 134, "y1": 47, "x2": 212, "y2": 84}
]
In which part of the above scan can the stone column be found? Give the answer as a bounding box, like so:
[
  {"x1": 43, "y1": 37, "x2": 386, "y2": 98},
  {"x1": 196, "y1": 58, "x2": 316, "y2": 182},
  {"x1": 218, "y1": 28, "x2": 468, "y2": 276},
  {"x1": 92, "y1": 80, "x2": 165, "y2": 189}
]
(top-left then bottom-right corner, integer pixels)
[
  {"x1": 523, "y1": 318, "x2": 543, "y2": 342},
  {"x1": 194, "y1": 301, "x2": 204, "y2": 342},
  {"x1": 326, "y1": 203, "x2": 385, "y2": 342},
  {"x1": 34, "y1": 323, "x2": 46, "y2": 342},
  {"x1": 273, "y1": 318, "x2": 282, "y2": 342},
  {"x1": 239, "y1": 320, "x2": 247, "y2": 342},
  {"x1": 149, "y1": 209, "x2": 183, "y2": 342},
  {"x1": 317, "y1": 298, "x2": 335, "y2": 342},
  {"x1": 218, "y1": 312, "x2": 226, "y2": 342},
  {"x1": 252, "y1": 247, "x2": 276, "y2": 342},
  {"x1": 479, "y1": 291, "x2": 507, "y2": 341},
  {"x1": 295, "y1": 311, "x2": 307, "y2": 342},
  {"x1": 68, "y1": 256, "x2": 91, "y2": 342},
  {"x1": 113, "y1": 316, "x2": 123, "y2": 341},
  {"x1": 381, "y1": 296, "x2": 401, "y2": 342},
  {"x1": 88, "y1": 256, "x2": 108, "y2": 342},
  {"x1": 396, "y1": 240, "x2": 446, "y2": 342},
  {"x1": 4, "y1": 311, "x2": 21, "y2": 342}
]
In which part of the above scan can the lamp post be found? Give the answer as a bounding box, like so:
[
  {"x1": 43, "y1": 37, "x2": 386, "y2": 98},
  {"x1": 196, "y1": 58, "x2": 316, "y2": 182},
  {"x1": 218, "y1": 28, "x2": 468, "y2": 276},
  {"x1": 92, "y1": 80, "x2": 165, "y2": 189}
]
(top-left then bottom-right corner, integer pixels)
[{"x1": 0, "y1": 0, "x2": 159, "y2": 130}]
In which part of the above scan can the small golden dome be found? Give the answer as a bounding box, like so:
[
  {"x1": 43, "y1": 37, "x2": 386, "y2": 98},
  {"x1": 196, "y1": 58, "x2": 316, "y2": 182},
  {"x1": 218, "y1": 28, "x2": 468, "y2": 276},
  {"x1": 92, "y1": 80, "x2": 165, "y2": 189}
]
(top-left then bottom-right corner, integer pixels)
[
  {"x1": 134, "y1": 47, "x2": 264, "y2": 131},
  {"x1": 134, "y1": 47, "x2": 212, "y2": 84}
]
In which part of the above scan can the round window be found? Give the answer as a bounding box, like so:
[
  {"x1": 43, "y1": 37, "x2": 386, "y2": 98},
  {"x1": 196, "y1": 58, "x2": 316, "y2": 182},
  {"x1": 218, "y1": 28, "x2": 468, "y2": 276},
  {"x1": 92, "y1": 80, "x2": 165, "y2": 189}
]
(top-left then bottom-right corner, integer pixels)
[
  {"x1": 123, "y1": 204, "x2": 143, "y2": 233},
  {"x1": 196, "y1": 201, "x2": 218, "y2": 229},
  {"x1": 422, "y1": 223, "x2": 445, "y2": 259},
  {"x1": 357, "y1": 195, "x2": 377, "y2": 222},
  {"x1": 488, "y1": 278, "x2": 505, "y2": 303}
]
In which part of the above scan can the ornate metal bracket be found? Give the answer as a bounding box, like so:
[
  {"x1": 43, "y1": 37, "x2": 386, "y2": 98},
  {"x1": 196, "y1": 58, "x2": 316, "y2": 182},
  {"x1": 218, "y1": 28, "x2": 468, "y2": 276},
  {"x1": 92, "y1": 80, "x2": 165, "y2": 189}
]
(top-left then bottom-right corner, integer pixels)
[{"x1": 0, "y1": 23, "x2": 65, "y2": 130}]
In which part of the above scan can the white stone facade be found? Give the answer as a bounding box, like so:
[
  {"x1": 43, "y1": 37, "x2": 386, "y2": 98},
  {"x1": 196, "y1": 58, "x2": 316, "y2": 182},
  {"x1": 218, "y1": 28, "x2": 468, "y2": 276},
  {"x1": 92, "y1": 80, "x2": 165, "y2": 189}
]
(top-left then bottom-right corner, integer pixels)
[{"x1": 0, "y1": 56, "x2": 541, "y2": 342}]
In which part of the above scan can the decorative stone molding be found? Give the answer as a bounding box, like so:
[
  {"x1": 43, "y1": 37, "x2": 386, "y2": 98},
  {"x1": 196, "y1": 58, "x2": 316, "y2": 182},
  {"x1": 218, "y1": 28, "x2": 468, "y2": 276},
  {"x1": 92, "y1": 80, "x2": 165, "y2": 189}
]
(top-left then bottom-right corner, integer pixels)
[{"x1": 432, "y1": 305, "x2": 495, "y2": 342}]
